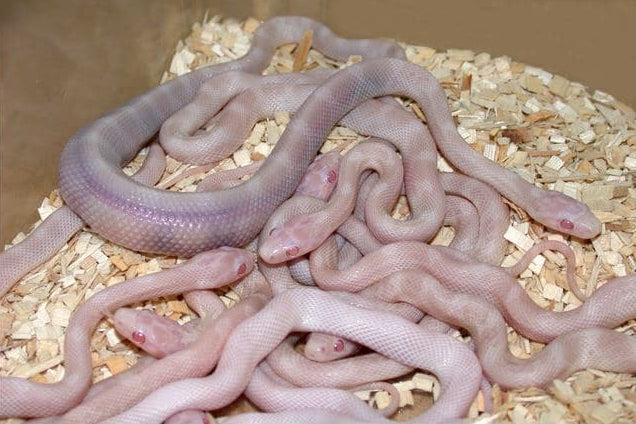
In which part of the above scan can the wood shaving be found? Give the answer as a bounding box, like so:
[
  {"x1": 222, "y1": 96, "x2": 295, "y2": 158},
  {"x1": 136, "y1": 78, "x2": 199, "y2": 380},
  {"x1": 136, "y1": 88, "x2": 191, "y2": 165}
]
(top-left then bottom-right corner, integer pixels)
[{"x1": 1, "y1": 15, "x2": 634, "y2": 423}]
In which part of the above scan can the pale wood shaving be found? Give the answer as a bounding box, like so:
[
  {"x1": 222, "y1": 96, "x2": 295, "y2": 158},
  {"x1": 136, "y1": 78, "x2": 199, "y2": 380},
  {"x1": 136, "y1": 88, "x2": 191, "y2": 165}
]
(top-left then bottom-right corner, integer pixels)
[{"x1": 1, "y1": 14, "x2": 635, "y2": 424}]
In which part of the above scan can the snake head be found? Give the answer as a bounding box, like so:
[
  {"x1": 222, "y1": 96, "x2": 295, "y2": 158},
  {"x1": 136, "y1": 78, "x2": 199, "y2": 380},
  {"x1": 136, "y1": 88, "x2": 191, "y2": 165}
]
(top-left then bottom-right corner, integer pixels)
[
  {"x1": 295, "y1": 150, "x2": 341, "y2": 200},
  {"x1": 304, "y1": 333, "x2": 360, "y2": 362},
  {"x1": 113, "y1": 308, "x2": 185, "y2": 358},
  {"x1": 258, "y1": 226, "x2": 303, "y2": 264},
  {"x1": 189, "y1": 247, "x2": 253, "y2": 284},
  {"x1": 533, "y1": 190, "x2": 601, "y2": 239},
  {"x1": 259, "y1": 215, "x2": 325, "y2": 264}
]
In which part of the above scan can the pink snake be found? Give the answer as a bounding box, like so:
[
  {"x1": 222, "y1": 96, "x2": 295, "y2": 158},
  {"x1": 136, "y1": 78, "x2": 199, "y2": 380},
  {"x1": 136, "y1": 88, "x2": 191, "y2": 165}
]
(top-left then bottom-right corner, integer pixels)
[{"x1": 0, "y1": 14, "x2": 633, "y2": 424}]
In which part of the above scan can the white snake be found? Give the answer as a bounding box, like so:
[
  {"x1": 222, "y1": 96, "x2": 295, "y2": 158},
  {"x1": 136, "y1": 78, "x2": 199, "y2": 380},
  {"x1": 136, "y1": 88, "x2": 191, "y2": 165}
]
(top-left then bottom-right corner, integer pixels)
[{"x1": 1, "y1": 15, "x2": 633, "y2": 424}]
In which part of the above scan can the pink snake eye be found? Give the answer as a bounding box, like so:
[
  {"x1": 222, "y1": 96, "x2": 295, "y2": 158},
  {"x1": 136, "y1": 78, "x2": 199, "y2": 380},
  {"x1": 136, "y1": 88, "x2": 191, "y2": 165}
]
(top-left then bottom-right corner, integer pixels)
[
  {"x1": 326, "y1": 170, "x2": 337, "y2": 184},
  {"x1": 132, "y1": 330, "x2": 146, "y2": 344},
  {"x1": 285, "y1": 245, "x2": 300, "y2": 258},
  {"x1": 559, "y1": 219, "x2": 574, "y2": 231},
  {"x1": 333, "y1": 339, "x2": 345, "y2": 352},
  {"x1": 237, "y1": 263, "x2": 247, "y2": 275}
]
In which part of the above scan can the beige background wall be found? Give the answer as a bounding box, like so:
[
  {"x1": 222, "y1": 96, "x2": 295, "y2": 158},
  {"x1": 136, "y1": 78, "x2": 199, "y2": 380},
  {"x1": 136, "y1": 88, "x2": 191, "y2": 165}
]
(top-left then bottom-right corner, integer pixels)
[{"x1": 1, "y1": 0, "x2": 635, "y2": 245}]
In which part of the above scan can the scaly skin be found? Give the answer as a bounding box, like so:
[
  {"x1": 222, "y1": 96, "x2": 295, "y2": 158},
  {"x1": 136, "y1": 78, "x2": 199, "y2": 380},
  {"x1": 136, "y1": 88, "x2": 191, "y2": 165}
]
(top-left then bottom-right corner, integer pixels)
[
  {"x1": 56, "y1": 19, "x2": 406, "y2": 258},
  {"x1": 99, "y1": 288, "x2": 482, "y2": 424},
  {"x1": 0, "y1": 247, "x2": 253, "y2": 418}
]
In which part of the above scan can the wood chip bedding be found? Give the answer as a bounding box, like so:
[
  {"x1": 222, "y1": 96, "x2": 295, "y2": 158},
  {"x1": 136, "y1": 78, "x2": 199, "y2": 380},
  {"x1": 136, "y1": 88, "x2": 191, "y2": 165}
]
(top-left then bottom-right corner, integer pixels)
[{"x1": 1, "y1": 14, "x2": 634, "y2": 423}]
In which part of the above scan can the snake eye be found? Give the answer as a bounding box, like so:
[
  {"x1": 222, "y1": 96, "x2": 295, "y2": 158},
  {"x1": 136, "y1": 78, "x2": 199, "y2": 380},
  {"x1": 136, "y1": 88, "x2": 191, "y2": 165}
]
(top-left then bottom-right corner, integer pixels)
[
  {"x1": 333, "y1": 339, "x2": 345, "y2": 352},
  {"x1": 326, "y1": 170, "x2": 337, "y2": 184},
  {"x1": 285, "y1": 245, "x2": 300, "y2": 258},
  {"x1": 237, "y1": 263, "x2": 247, "y2": 275},
  {"x1": 559, "y1": 219, "x2": 574, "y2": 231},
  {"x1": 132, "y1": 330, "x2": 146, "y2": 344}
]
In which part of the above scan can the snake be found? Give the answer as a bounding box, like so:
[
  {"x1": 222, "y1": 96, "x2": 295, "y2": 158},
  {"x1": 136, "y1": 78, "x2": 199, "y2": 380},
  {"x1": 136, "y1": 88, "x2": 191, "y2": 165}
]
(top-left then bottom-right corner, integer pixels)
[
  {"x1": 0, "y1": 247, "x2": 253, "y2": 418},
  {"x1": 54, "y1": 19, "x2": 406, "y2": 257},
  {"x1": 1, "y1": 15, "x2": 630, "y2": 424}
]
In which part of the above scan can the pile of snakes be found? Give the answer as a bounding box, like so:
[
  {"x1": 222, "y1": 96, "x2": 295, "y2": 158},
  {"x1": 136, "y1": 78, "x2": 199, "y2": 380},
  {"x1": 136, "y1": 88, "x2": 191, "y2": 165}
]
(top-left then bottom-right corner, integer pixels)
[{"x1": 0, "y1": 16, "x2": 634, "y2": 424}]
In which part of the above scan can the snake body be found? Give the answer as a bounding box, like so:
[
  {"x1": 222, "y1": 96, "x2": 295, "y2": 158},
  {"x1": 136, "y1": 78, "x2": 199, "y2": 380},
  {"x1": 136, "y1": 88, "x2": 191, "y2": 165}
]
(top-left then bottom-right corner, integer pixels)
[
  {"x1": 59, "y1": 22, "x2": 598, "y2": 258},
  {"x1": 56, "y1": 18, "x2": 406, "y2": 256},
  {"x1": 1, "y1": 15, "x2": 633, "y2": 424}
]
